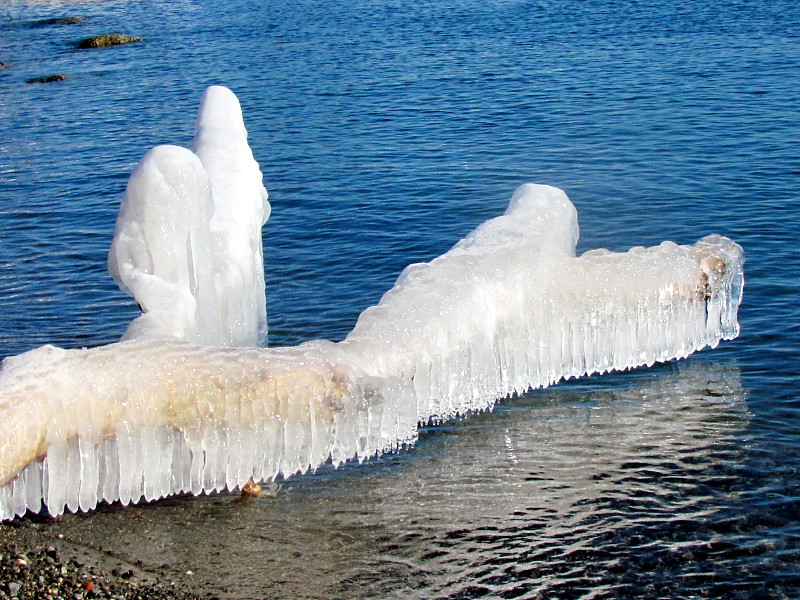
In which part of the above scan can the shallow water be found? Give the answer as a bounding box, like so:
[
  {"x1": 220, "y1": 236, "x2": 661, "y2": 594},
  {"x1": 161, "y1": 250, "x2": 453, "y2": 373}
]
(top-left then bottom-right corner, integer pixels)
[{"x1": 1, "y1": 1, "x2": 799, "y2": 598}]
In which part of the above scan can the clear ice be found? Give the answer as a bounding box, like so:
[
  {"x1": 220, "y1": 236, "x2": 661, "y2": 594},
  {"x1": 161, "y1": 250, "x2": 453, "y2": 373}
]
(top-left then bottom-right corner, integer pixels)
[{"x1": 0, "y1": 87, "x2": 744, "y2": 521}]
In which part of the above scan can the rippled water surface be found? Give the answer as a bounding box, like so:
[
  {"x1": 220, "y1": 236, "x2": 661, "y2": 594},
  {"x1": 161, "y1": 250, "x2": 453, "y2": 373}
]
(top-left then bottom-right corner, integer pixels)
[{"x1": 1, "y1": 1, "x2": 799, "y2": 598}]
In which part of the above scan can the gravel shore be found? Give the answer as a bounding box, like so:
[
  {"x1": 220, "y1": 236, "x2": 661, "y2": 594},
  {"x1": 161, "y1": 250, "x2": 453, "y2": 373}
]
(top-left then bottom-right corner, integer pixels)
[{"x1": 0, "y1": 519, "x2": 210, "y2": 600}]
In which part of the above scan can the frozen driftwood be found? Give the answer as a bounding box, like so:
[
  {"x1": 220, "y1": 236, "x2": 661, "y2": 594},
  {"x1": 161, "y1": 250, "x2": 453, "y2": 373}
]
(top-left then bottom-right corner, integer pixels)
[{"x1": 0, "y1": 88, "x2": 744, "y2": 521}]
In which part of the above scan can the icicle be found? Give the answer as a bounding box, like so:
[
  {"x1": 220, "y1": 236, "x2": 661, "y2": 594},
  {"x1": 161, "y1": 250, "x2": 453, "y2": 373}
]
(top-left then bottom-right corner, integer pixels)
[
  {"x1": 10, "y1": 467, "x2": 29, "y2": 518},
  {"x1": 98, "y1": 438, "x2": 120, "y2": 506},
  {"x1": 42, "y1": 438, "x2": 66, "y2": 517},
  {"x1": 23, "y1": 461, "x2": 44, "y2": 517},
  {"x1": 78, "y1": 435, "x2": 99, "y2": 513},
  {"x1": 170, "y1": 432, "x2": 192, "y2": 496}
]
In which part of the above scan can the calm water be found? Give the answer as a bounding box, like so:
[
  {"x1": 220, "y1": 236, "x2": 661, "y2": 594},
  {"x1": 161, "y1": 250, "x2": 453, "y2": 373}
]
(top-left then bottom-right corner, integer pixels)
[{"x1": 1, "y1": 1, "x2": 799, "y2": 598}]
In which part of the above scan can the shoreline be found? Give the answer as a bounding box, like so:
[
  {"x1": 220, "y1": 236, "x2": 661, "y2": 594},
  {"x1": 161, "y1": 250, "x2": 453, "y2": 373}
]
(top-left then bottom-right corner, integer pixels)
[{"x1": 0, "y1": 517, "x2": 209, "y2": 600}]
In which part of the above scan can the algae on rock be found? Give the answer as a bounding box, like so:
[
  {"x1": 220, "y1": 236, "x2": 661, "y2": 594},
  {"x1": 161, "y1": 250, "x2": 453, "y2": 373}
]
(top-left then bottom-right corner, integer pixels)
[{"x1": 77, "y1": 33, "x2": 142, "y2": 49}]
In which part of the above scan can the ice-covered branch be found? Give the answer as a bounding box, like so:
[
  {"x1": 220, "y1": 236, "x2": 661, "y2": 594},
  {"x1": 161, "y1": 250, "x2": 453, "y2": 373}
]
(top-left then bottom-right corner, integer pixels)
[
  {"x1": 343, "y1": 184, "x2": 743, "y2": 422},
  {"x1": 0, "y1": 88, "x2": 744, "y2": 521}
]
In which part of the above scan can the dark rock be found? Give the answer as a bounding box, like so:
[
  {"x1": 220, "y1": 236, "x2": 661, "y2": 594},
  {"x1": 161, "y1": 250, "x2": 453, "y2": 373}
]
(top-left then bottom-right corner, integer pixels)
[
  {"x1": 77, "y1": 34, "x2": 142, "y2": 49},
  {"x1": 112, "y1": 567, "x2": 136, "y2": 579},
  {"x1": 27, "y1": 16, "x2": 88, "y2": 28},
  {"x1": 26, "y1": 74, "x2": 67, "y2": 84}
]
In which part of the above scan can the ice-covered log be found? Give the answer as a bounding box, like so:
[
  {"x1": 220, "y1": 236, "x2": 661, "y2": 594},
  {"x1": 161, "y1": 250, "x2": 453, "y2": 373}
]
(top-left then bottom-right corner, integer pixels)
[
  {"x1": 0, "y1": 87, "x2": 745, "y2": 520},
  {"x1": 0, "y1": 183, "x2": 743, "y2": 521},
  {"x1": 0, "y1": 340, "x2": 416, "y2": 519},
  {"x1": 345, "y1": 184, "x2": 743, "y2": 422}
]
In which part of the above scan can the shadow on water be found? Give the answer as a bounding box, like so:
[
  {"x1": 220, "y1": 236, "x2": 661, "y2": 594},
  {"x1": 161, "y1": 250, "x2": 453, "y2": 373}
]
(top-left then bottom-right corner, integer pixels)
[{"x1": 20, "y1": 359, "x2": 790, "y2": 600}]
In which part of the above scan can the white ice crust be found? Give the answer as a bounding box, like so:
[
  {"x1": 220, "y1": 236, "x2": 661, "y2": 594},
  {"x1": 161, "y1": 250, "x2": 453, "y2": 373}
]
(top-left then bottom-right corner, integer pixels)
[{"x1": 0, "y1": 88, "x2": 744, "y2": 521}]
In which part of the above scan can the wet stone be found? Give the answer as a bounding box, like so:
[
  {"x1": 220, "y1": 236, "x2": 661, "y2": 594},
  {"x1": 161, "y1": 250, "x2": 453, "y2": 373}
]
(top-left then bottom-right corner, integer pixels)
[
  {"x1": 76, "y1": 34, "x2": 142, "y2": 49},
  {"x1": 27, "y1": 16, "x2": 87, "y2": 27},
  {"x1": 26, "y1": 74, "x2": 67, "y2": 84}
]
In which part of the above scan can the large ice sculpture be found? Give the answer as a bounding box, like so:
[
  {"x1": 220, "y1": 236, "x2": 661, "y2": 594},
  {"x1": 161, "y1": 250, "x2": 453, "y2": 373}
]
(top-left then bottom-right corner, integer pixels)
[
  {"x1": 108, "y1": 85, "x2": 269, "y2": 347},
  {"x1": 0, "y1": 88, "x2": 744, "y2": 521}
]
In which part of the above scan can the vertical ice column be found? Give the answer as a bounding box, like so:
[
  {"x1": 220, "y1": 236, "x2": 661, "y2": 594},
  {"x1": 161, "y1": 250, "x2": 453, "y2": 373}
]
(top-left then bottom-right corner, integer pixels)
[
  {"x1": 109, "y1": 86, "x2": 270, "y2": 347},
  {"x1": 108, "y1": 145, "x2": 223, "y2": 344},
  {"x1": 192, "y1": 85, "x2": 271, "y2": 347}
]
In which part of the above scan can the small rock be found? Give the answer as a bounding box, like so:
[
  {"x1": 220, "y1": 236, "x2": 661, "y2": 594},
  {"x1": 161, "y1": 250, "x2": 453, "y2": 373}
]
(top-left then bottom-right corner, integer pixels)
[
  {"x1": 7, "y1": 581, "x2": 21, "y2": 596},
  {"x1": 77, "y1": 33, "x2": 142, "y2": 49},
  {"x1": 26, "y1": 74, "x2": 67, "y2": 84},
  {"x1": 28, "y1": 16, "x2": 87, "y2": 28},
  {"x1": 59, "y1": 16, "x2": 88, "y2": 25},
  {"x1": 241, "y1": 478, "x2": 261, "y2": 496}
]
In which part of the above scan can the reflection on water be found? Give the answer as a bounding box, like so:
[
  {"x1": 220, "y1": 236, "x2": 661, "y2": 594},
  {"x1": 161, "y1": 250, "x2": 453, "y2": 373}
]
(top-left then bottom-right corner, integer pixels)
[{"x1": 42, "y1": 360, "x2": 757, "y2": 599}]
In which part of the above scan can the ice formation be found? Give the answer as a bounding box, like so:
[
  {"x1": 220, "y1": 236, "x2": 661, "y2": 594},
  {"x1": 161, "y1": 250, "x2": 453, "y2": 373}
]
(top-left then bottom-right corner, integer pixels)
[
  {"x1": 109, "y1": 85, "x2": 269, "y2": 347},
  {"x1": 192, "y1": 86, "x2": 270, "y2": 347},
  {"x1": 342, "y1": 184, "x2": 743, "y2": 422},
  {"x1": 0, "y1": 88, "x2": 744, "y2": 521}
]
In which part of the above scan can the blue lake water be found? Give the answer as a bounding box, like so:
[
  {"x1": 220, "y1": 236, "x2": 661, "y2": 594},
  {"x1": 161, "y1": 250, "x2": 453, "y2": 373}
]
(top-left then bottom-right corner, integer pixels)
[{"x1": 1, "y1": 1, "x2": 799, "y2": 598}]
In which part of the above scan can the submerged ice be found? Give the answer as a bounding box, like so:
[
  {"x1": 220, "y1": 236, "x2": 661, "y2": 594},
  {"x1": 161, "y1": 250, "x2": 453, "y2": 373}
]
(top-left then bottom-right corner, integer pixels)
[{"x1": 0, "y1": 87, "x2": 744, "y2": 521}]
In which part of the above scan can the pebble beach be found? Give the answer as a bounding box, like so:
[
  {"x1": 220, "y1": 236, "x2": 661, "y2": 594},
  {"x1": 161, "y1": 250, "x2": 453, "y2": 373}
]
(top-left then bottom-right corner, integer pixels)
[{"x1": 0, "y1": 521, "x2": 207, "y2": 600}]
